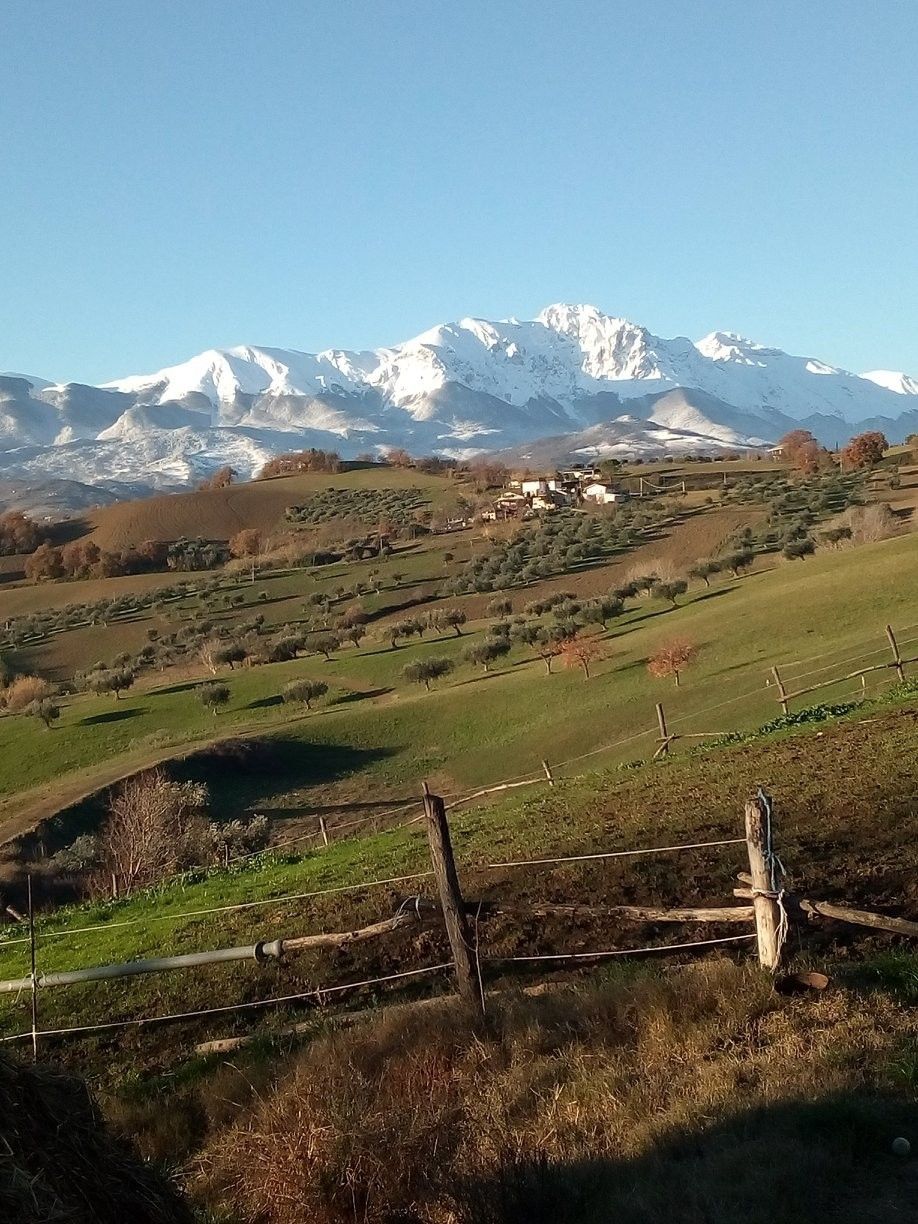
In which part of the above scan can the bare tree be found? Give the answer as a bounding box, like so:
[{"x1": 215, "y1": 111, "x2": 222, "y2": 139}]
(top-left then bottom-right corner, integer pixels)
[{"x1": 96, "y1": 770, "x2": 209, "y2": 897}]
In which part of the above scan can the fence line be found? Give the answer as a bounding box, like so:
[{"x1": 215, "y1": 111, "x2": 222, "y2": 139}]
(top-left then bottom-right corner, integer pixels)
[
  {"x1": 5, "y1": 779, "x2": 916, "y2": 1051},
  {"x1": 219, "y1": 620, "x2": 917, "y2": 861},
  {"x1": 5, "y1": 620, "x2": 910, "y2": 952},
  {"x1": 0, "y1": 961, "x2": 455, "y2": 1045},
  {"x1": 490, "y1": 933, "x2": 757, "y2": 963},
  {"x1": 0, "y1": 871, "x2": 436, "y2": 949},
  {"x1": 485, "y1": 837, "x2": 747, "y2": 872}
]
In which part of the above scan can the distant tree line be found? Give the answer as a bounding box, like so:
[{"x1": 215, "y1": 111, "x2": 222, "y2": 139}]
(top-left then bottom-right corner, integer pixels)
[
  {"x1": 259, "y1": 449, "x2": 343, "y2": 478},
  {"x1": 0, "y1": 510, "x2": 47, "y2": 556}
]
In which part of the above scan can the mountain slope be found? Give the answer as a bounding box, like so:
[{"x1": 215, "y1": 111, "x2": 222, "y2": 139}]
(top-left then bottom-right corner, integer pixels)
[{"x1": 3, "y1": 304, "x2": 917, "y2": 493}]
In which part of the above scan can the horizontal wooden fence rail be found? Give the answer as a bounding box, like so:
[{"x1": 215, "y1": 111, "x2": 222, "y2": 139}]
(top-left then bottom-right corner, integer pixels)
[{"x1": 771, "y1": 623, "x2": 915, "y2": 713}]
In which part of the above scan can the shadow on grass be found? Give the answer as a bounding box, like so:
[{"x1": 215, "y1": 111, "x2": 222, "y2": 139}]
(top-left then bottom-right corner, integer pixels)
[
  {"x1": 175, "y1": 737, "x2": 399, "y2": 819},
  {"x1": 80, "y1": 707, "x2": 147, "y2": 726},
  {"x1": 453, "y1": 1094, "x2": 918, "y2": 1224},
  {"x1": 332, "y1": 687, "x2": 392, "y2": 705},
  {"x1": 247, "y1": 695, "x2": 283, "y2": 710},
  {"x1": 150, "y1": 680, "x2": 205, "y2": 696}
]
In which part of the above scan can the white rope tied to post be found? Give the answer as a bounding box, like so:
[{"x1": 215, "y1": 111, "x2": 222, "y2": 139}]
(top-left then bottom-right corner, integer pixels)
[{"x1": 751, "y1": 787, "x2": 789, "y2": 961}]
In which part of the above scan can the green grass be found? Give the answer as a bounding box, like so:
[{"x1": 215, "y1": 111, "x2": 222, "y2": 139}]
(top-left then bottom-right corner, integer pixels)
[
  {"x1": 1, "y1": 532, "x2": 915, "y2": 820},
  {"x1": 0, "y1": 688, "x2": 914, "y2": 1083}
]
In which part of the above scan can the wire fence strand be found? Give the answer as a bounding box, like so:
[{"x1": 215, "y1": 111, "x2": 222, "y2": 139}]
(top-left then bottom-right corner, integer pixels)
[
  {"x1": 490, "y1": 933, "x2": 757, "y2": 963},
  {"x1": 485, "y1": 838, "x2": 747, "y2": 872},
  {"x1": 0, "y1": 961, "x2": 455, "y2": 1044}
]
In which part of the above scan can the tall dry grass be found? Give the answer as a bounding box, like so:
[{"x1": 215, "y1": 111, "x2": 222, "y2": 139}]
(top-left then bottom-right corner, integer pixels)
[{"x1": 193, "y1": 961, "x2": 917, "y2": 1224}]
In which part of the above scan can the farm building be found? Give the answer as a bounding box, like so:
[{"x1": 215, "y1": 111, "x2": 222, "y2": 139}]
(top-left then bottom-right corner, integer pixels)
[{"x1": 583, "y1": 482, "x2": 627, "y2": 505}]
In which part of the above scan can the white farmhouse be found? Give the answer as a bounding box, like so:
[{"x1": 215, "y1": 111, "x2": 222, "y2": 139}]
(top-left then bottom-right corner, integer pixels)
[
  {"x1": 583, "y1": 482, "x2": 626, "y2": 505},
  {"x1": 520, "y1": 477, "x2": 563, "y2": 496}
]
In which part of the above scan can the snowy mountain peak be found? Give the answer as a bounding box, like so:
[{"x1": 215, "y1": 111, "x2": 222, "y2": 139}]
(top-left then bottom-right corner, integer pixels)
[
  {"x1": 861, "y1": 369, "x2": 918, "y2": 396},
  {"x1": 4, "y1": 303, "x2": 917, "y2": 496}
]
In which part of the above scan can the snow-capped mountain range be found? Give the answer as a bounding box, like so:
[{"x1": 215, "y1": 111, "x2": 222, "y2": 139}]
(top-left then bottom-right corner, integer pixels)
[{"x1": 2, "y1": 304, "x2": 917, "y2": 494}]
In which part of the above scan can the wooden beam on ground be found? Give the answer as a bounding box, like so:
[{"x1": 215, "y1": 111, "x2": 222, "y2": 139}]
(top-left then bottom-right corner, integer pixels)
[
  {"x1": 281, "y1": 911, "x2": 423, "y2": 953},
  {"x1": 732, "y1": 889, "x2": 918, "y2": 939},
  {"x1": 799, "y1": 899, "x2": 918, "y2": 938}
]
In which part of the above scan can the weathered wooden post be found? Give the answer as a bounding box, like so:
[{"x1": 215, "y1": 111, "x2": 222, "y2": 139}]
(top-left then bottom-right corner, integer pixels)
[
  {"x1": 654, "y1": 702, "x2": 671, "y2": 758},
  {"x1": 744, "y1": 794, "x2": 783, "y2": 972},
  {"x1": 318, "y1": 815, "x2": 329, "y2": 847},
  {"x1": 422, "y1": 783, "x2": 483, "y2": 1017},
  {"x1": 27, "y1": 876, "x2": 38, "y2": 1062},
  {"x1": 541, "y1": 760, "x2": 554, "y2": 786},
  {"x1": 771, "y1": 665, "x2": 789, "y2": 715},
  {"x1": 886, "y1": 624, "x2": 906, "y2": 683}
]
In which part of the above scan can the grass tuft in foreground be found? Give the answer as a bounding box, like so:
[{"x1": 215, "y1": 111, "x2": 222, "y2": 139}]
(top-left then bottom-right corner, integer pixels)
[{"x1": 186, "y1": 958, "x2": 918, "y2": 1224}]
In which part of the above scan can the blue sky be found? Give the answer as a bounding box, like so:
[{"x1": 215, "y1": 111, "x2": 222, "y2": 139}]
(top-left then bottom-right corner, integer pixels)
[{"x1": 2, "y1": 0, "x2": 916, "y2": 384}]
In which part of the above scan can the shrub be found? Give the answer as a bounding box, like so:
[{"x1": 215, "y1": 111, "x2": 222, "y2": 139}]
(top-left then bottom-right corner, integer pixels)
[
  {"x1": 783, "y1": 538, "x2": 815, "y2": 561},
  {"x1": 560, "y1": 633, "x2": 603, "y2": 679},
  {"x1": 27, "y1": 696, "x2": 60, "y2": 729},
  {"x1": 651, "y1": 579, "x2": 688, "y2": 606},
  {"x1": 0, "y1": 509, "x2": 46, "y2": 555},
  {"x1": 486, "y1": 597, "x2": 512, "y2": 618},
  {"x1": 1, "y1": 674, "x2": 53, "y2": 712},
  {"x1": 402, "y1": 657, "x2": 454, "y2": 691},
  {"x1": 723, "y1": 549, "x2": 755, "y2": 576},
  {"x1": 464, "y1": 638, "x2": 511, "y2": 672},
  {"x1": 95, "y1": 770, "x2": 209, "y2": 896},
  {"x1": 199, "y1": 681, "x2": 231, "y2": 714},
  {"x1": 89, "y1": 669, "x2": 135, "y2": 700},
  {"x1": 841, "y1": 431, "x2": 888, "y2": 469},
  {"x1": 283, "y1": 679, "x2": 329, "y2": 709},
  {"x1": 209, "y1": 814, "x2": 269, "y2": 864},
  {"x1": 24, "y1": 542, "x2": 64, "y2": 581},
  {"x1": 688, "y1": 560, "x2": 721, "y2": 586},
  {"x1": 437, "y1": 608, "x2": 467, "y2": 636},
  {"x1": 843, "y1": 503, "x2": 899, "y2": 544},
  {"x1": 312, "y1": 634, "x2": 339, "y2": 660}
]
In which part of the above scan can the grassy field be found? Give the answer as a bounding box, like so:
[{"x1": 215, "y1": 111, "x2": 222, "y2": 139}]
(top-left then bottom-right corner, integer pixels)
[
  {"x1": 0, "y1": 688, "x2": 914, "y2": 1224},
  {"x1": 2, "y1": 456, "x2": 916, "y2": 1223},
  {"x1": 0, "y1": 688, "x2": 915, "y2": 1035},
  {"x1": 0, "y1": 531, "x2": 915, "y2": 838}
]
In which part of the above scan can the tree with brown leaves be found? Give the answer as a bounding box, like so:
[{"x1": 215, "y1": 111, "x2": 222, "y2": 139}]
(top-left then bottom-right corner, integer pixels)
[
  {"x1": 841, "y1": 431, "x2": 888, "y2": 470},
  {"x1": 561, "y1": 633, "x2": 603, "y2": 679},
  {"x1": 230, "y1": 528, "x2": 262, "y2": 583},
  {"x1": 777, "y1": 429, "x2": 822, "y2": 474},
  {"x1": 97, "y1": 770, "x2": 209, "y2": 897},
  {"x1": 647, "y1": 638, "x2": 698, "y2": 687}
]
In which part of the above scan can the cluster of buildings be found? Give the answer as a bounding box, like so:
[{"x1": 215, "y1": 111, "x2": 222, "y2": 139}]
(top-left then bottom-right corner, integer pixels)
[{"x1": 485, "y1": 465, "x2": 629, "y2": 520}]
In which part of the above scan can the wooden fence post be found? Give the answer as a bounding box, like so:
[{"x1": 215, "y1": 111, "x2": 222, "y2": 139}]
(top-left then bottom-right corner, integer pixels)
[
  {"x1": 654, "y1": 703, "x2": 671, "y2": 759},
  {"x1": 886, "y1": 624, "x2": 906, "y2": 683},
  {"x1": 541, "y1": 760, "x2": 554, "y2": 786},
  {"x1": 422, "y1": 783, "x2": 484, "y2": 1017},
  {"x1": 318, "y1": 815, "x2": 329, "y2": 847},
  {"x1": 771, "y1": 666, "x2": 789, "y2": 715},
  {"x1": 27, "y1": 876, "x2": 38, "y2": 1062},
  {"x1": 744, "y1": 794, "x2": 783, "y2": 972}
]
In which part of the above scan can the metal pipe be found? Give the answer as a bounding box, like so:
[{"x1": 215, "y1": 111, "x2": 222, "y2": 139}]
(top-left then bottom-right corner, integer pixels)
[{"x1": 0, "y1": 938, "x2": 285, "y2": 993}]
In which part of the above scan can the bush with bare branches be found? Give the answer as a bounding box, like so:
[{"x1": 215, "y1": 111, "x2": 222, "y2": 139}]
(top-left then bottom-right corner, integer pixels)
[
  {"x1": 842, "y1": 503, "x2": 899, "y2": 544},
  {"x1": 1, "y1": 674, "x2": 53, "y2": 712},
  {"x1": 94, "y1": 770, "x2": 210, "y2": 897}
]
